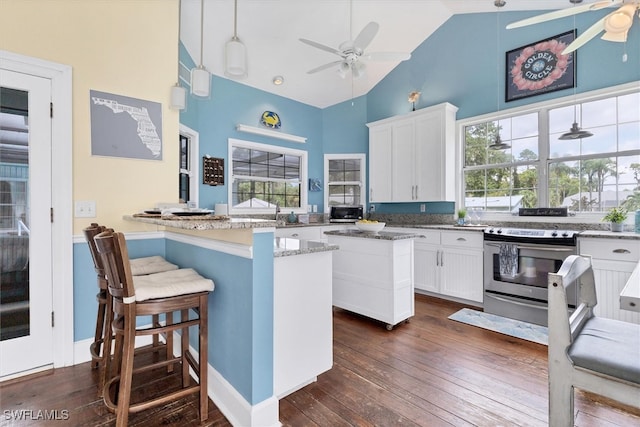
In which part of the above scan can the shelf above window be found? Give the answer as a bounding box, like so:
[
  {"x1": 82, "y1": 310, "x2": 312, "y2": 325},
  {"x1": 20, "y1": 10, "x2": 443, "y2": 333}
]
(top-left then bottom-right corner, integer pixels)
[{"x1": 236, "y1": 124, "x2": 307, "y2": 143}]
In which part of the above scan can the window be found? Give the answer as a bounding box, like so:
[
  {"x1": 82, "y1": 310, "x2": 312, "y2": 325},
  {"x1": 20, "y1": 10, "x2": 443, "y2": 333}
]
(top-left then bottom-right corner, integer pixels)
[
  {"x1": 324, "y1": 154, "x2": 366, "y2": 210},
  {"x1": 229, "y1": 139, "x2": 307, "y2": 214},
  {"x1": 178, "y1": 124, "x2": 199, "y2": 207},
  {"x1": 462, "y1": 85, "x2": 640, "y2": 215}
]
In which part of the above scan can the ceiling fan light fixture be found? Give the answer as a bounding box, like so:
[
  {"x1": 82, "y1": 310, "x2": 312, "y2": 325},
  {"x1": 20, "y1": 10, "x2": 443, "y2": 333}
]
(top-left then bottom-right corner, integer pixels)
[
  {"x1": 605, "y1": 4, "x2": 635, "y2": 32},
  {"x1": 351, "y1": 62, "x2": 365, "y2": 79},
  {"x1": 225, "y1": 37, "x2": 247, "y2": 78},
  {"x1": 337, "y1": 61, "x2": 350, "y2": 78},
  {"x1": 558, "y1": 122, "x2": 594, "y2": 140},
  {"x1": 601, "y1": 29, "x2": 629, "y2": 42}
]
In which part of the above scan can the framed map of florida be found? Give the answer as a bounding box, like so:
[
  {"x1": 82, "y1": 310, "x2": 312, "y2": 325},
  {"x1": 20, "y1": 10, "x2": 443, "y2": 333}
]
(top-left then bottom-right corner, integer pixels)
[
  {"x1": 505, "y1": 30, "x2": 576, "y2": 102},
  {"x1": 90, "y1": 90, "x2": 163, "y2": 160}
]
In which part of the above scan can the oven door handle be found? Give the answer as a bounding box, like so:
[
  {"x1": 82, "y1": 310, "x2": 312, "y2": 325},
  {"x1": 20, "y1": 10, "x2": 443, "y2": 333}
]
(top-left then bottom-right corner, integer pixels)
[
  {"x1": 484, "y1": 242, "x2": 575, "y2": 252},
  {"x1": 485, "y1": 293, "x2": 547, "y2": 310}
]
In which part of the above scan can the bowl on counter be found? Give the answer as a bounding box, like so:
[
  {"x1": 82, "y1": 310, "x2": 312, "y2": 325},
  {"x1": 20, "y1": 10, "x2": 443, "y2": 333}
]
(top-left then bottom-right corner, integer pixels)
[{"x1": 355, "y1": 221, "x2": 385, "y2": 233}]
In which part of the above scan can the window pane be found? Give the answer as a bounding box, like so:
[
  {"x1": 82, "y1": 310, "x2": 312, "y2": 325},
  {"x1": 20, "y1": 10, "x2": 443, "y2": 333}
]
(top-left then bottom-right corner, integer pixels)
[
  {"x1": 619, "y1": 92, "x2": 640, "y2": 123},
  {"x1": 328, "y1": 184, "x2": 361, "y2": 206},
  {"x1": 582, "y1": 97, "x2": 616, "y2": 128},
  {"x1": 511, "y1": 112, "x2": 538, "y2": 139}
]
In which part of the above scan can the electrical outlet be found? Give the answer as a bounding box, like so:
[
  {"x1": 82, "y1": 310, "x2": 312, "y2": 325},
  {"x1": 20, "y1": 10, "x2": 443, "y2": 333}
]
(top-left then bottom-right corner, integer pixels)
[
  {"x1": 307, "y1": 205, "x2": 312, "y2": 213},
  {"x1": 75, "y1": 200, "x2": 96, "y2": 218},
  {"x1": 312, "y1": 205, "x2": 318, "y2": 213},
  {"x1": 420, "y1": 204, "x2": 426, "y2": 213},
  {"x1": 370, "y1": 205, "x2": 375, "y2": 212}
]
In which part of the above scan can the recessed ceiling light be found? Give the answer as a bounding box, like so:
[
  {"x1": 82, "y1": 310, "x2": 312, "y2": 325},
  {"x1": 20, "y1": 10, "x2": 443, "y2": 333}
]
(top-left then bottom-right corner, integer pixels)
[{"x1": 272, "y1": 76, "x2": 284, "y2": 85}]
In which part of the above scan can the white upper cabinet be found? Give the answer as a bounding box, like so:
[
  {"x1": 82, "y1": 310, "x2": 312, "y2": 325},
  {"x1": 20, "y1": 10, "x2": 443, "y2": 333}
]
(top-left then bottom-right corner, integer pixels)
[{"x1": 367, "y1": 102, "x2": 458, "y2": 203}]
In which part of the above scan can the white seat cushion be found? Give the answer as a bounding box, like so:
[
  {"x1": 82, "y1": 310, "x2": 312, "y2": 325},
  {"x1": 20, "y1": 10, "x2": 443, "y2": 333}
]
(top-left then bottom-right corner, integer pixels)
[
  {"x1": 132, "y1": 268, "x2": 214, "y2": 302},
  {"x1": 129, "y1": 256, "x2": 178, "y2": 276}
]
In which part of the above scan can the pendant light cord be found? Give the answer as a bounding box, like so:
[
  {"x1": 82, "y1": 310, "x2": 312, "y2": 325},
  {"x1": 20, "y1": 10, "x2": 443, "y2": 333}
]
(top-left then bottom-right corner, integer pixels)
[
  {"x1": 177, "y1": 0, "x2": 182, "y2": 79},
  {"x1": 199, "y1": 0, "x2": 204, "y2": 66},
  {"x1": 233, "y1": 0, "x2": 238, "y2": 39}
]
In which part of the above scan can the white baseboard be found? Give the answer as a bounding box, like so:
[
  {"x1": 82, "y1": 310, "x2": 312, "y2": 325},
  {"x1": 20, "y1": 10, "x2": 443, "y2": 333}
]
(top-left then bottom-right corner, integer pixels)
[{"x1": 170, "y1": 332, "x2": 281, "y2": 427}]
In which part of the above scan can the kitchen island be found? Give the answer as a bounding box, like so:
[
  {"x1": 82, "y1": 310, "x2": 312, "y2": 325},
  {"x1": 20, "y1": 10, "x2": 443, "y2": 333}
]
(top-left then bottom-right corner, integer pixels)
[{"x1": 325, "y1": 229, "x2": 420, "y2": 330}]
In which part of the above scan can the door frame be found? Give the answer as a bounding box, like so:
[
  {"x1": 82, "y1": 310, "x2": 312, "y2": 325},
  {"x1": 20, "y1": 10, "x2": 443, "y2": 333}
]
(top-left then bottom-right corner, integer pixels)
[{"x1": 1, "y1": 50, "x2": 74, "y2": 373}]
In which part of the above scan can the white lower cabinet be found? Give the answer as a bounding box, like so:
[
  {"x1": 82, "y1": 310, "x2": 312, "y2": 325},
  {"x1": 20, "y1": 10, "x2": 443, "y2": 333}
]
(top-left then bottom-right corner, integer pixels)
[
  {"x1": 274, "y1": 250, "x2": 333, "y2": 398},
  {"x1": 579, "y1": 238, "x2": 640, "y2": 324},
  {"x1": 275, "y1": 226, "x2": 322, "y2": 241},
  {"x1": 412, "y1": 229, "x2": 483, "y2": 303},
  {"x1": 328, "y1": 234, "x2": 414, "y2": 329}
]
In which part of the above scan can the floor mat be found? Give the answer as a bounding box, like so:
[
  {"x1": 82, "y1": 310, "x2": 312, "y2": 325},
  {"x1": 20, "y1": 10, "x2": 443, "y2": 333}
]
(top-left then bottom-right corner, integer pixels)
[{"x1": 448, "y1": 308, "x2": 548, "y2": 345}]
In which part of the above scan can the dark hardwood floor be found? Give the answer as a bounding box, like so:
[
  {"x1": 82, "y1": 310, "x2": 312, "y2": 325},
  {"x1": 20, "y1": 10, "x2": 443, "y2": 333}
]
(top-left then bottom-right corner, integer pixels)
[{"x1": 2, "y1": 294, "x2": 639, "y2": 426}]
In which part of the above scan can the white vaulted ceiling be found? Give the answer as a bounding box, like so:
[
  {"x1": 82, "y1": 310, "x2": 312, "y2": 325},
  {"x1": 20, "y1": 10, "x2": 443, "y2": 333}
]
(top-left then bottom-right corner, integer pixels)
[{"x1": 180, "y1": 0, "x2": 574, "y2": 108}]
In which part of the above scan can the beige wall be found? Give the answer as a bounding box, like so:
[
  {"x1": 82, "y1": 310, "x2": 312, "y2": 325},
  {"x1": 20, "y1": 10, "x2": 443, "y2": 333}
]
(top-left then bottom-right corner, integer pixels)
[{"x1": 0, "y1": 0, "x2": 180, "y2": 233}]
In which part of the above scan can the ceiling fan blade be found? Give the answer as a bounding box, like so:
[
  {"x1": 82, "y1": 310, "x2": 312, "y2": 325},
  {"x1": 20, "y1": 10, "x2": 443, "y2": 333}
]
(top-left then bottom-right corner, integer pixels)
[
  {"x1": 353, "y1": 22, "x2": 379, "y2": 51},
  {"x1": 299, "y1": 38, "x2": 342, "y2": 56},
  {"x1": 561, "y1": 16, "x2": 607, "y2": 54},
  {"x1": 306, "y1": 60, "x2": 343, "y2": 75},
  {"x1": 505, "y1": 0, "x2": 620, "y2": 29},
  {"x1": 364, "y1": 52, "x2": 411, "y2": 61}
]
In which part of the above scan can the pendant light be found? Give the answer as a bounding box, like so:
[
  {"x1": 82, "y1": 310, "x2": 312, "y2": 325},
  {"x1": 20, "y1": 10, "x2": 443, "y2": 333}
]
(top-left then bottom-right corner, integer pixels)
[
  {"x1": 559, "y1": 5, "x2": 593, "y2": 141},
  {"x1": 170, "y1": 0, "x2": 186, "y2": 110},
  {"x1": 191, "y1": 0, "x2": 211, "y2": 98},
  {"x1": 225, "y1": 0, "x2": 247, "y2": 78},
  {"x1": 489, "y1": 0, "x2": 510, "y2": 150}
]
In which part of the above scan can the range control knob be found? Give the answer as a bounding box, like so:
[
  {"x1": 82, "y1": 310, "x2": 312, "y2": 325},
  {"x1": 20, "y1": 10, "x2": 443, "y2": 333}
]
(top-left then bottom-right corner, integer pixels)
[
  {"x1": 562, "y1": 232, "x2": 569, "y2": 237},
  {"x1": 552, "y1": 231, "x2": 558, "y2": 237},
  {"x1": 496, "y1": 229, "x2": 502, "y2": 234},
  {"x1": 488, "y1": 228, "x2": 494, "y2": 233}
]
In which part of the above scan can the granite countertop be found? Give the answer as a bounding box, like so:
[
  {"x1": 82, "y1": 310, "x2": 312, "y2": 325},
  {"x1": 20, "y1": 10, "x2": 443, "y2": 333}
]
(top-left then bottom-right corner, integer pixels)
[
  {"x1": 577, "y1": 230, "x2": 640, "y2": 240},
  {"x1": 324, "y1": 229, "x2": 421, "y2": 240},
  {"x1": 274, "y1": 237, "x2": 339, "y2": 258},
  {"x1": 124, "y1": 215, "x2": 276, "y2": 230}
]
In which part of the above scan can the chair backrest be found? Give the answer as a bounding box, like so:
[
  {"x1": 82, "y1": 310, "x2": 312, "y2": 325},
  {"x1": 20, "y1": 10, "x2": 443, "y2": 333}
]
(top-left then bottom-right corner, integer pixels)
[
  {"x1": 94, "y1": 229, "x2": 136, "y2": 301},
  {"x1": 83, "y1": 223, "x2": 107, "y2": 288}
]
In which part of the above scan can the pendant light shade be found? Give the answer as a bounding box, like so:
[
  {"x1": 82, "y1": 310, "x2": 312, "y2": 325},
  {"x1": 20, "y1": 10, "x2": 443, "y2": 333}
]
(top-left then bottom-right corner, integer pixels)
[
  {"x1": 225, "y1": 37, "x2": 247, "y2": 78},
  {"x1": 489, "y1": 134, "x2": 511, "y2": 150},
  {"x1": 191, "y1": 0, "x2": 211, "y2": 98},
  {"x1": 170, "y1": 83, "x2": 186, "y2": 110},
  {"x1": 558, "y1": 122, "x2": 594, "y2": 140},
  {"x1": 225, "y1": 0, "x2": 247, "y2": 78}
]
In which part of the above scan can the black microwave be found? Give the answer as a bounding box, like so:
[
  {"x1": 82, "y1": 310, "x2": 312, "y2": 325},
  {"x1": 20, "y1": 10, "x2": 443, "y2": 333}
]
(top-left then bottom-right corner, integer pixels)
[{"x1": 329, "y1": 206, "x2": 363, "y2": 223}]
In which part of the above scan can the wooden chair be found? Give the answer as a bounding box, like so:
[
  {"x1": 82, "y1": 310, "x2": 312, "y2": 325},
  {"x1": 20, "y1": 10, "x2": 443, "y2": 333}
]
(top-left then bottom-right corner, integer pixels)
[
  {"x1": 548, "y1": 255, "x2": 640, "y2": 426},
  {"x1": 94, "y1": 229, "x2": 213, "y2": 426},
  {"x1": 83, "y1": 223, "x2": 179, "y2": 396}
]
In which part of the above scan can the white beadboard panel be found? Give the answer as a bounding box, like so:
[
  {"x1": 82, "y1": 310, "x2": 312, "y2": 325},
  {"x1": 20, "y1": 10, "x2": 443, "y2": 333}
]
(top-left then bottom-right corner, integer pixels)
[{"x1": 592, "y1": 267, "x2": 640, "y2": 324}]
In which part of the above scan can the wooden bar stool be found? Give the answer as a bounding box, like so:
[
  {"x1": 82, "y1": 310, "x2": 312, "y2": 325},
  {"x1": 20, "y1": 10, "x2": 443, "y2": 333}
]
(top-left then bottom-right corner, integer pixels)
[
  {"x1": 83, "y1": 223, "x2": 179, "y2": 396},
  {"x1": 94, "y1": 229, "x2": 213, "y2": 426}
]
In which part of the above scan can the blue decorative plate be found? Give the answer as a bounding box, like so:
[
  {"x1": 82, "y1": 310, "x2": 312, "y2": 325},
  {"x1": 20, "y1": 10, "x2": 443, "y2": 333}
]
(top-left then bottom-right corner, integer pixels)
[{"x1": 261, "y1": 111, "x2": 281, "y2": 129}]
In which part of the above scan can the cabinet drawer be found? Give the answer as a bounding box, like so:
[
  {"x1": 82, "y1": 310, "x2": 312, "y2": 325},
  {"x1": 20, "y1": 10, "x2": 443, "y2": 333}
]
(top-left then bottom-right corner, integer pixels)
[
  {"x1": 579, "y1": 238, "x2": 640, "y2": 262},
  {"x1": 413, "y1": 229, "x2": 441, "y2": 245},
  {"x1": 441, "y1": 230, "x2": 483, "y2": 248},
  {"x1": 275, "y1": 227, "x2": 322, "y2": 241}
]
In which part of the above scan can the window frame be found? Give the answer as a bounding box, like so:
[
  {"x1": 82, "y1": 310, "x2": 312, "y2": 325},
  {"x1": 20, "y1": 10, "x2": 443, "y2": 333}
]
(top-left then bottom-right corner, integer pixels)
[
  {"x1": 323, "y1": 153, "x2": 367, "y2": 212},
  {"x1": 228, "y1": 138, "x2": 308, "y2": 215},
  {"x1": 457, "y1": 81, "x2": 640, "y2": 223}
]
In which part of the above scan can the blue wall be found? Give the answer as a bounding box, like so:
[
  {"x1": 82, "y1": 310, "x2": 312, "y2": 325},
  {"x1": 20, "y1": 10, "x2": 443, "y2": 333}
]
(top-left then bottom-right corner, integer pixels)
[
  {"x1": 367, "y1": 10, "x2": 640, "y2": 121},
  {"x1": 180, "y1": 10, "x2": 639, "y2": 216}
]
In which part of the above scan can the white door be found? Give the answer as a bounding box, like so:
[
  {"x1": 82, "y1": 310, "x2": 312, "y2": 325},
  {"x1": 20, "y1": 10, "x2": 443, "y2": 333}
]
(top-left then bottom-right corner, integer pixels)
[{"x1": 0, "y1": 69, "x2": 54, "y2": 377}]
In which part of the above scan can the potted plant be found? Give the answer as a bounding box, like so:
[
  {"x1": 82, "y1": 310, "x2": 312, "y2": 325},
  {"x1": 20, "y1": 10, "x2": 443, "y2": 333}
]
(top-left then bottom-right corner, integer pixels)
[
  {"x1": 457, "y1": 209, "x2": 467, "y2": 226},
  {"x1": 602, "y1": 207, "x2": 627, "y2": 232}
]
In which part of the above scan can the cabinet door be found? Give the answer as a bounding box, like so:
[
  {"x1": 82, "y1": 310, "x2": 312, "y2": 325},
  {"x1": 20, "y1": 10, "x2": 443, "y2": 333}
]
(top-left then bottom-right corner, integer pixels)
[
  {"x1": 369, "y1": 125, "x2": 392, "y2": 202},
  {"x1": 440, "y1": 247, "x2": 484, "y2": 302},
  {"x1": 414, "y1": 111, "x2": 443, "y2": 201},
  {"x1": 414, "y1": 242, "x2": 440, "y2": 293},
  {"x1": 391, "y1": 119, "x2": 415, "y2": 202}
]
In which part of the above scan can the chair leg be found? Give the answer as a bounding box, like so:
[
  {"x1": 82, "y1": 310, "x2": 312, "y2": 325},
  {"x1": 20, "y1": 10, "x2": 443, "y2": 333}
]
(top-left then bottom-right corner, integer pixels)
[
  {"x1": 199, "y1": 294, "x2": 208, "y2": 422},
  {"x1": 549, "y1": 381, "x2": 575, "y2": 427},
  {"x1": 181, "y1": 309, "x2": 189, "y2": 387},
  {"x1": 166, "y1": 311, "x2": 174, "y2": 373},
  {"x1": 92, "y1": 292, "x2": 107, "y2": 369},
  {"x1": 115, "y1": 306, "x2": 136, "y2": 427},
  {"x1": 98, "y1": 293, "x2": 114, "y2": 397}
]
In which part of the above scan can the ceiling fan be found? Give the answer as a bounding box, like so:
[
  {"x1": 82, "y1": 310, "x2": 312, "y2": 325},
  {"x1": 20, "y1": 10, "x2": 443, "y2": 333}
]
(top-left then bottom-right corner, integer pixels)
[
  {"x1": 506, "y1": 0, "x2": 639, "y2": 54},
  {"x1": 299, "y1": 21, "x2": 411, "y2": 79}
]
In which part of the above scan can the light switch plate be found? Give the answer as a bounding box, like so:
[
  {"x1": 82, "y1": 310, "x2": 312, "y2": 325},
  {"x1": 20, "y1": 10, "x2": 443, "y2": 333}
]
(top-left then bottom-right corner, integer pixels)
[{"x1": 75, "y1": 200, "x2": 96, "y2": 218}]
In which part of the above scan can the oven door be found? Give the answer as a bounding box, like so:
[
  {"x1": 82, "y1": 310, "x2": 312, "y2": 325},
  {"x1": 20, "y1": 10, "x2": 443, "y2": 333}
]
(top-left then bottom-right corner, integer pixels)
[{"x1": 484, "y1": 242, "x2": 576, "y2": 302}]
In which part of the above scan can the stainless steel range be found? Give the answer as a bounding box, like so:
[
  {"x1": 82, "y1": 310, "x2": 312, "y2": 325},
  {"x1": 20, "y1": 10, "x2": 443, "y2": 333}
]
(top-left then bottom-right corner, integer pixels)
[{"x1": 483, "y1": 227, "x2": 579, "y2": 326}]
